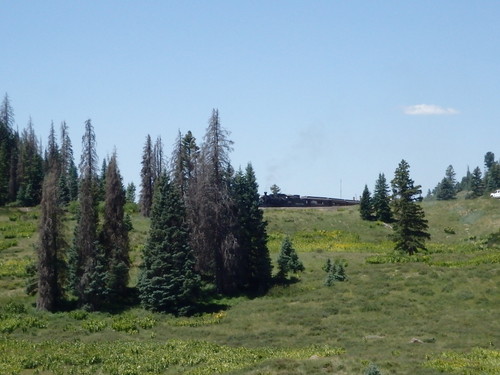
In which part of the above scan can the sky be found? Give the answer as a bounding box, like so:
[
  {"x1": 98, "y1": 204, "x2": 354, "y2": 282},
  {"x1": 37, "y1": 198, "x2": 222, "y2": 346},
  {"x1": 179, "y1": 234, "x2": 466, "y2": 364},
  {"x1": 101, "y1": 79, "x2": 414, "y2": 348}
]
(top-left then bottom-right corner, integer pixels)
[{"x1": 2, "y1": 1, "x2": 500, "y2": 199}]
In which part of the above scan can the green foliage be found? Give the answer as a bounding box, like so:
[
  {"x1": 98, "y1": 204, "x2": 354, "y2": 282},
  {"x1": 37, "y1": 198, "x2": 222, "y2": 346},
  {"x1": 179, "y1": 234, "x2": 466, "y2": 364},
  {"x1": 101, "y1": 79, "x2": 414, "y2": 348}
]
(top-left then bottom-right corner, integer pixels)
[
  {"x1": 391, "y1": 160, "x2": 430, "y2": 255},
  {"x1": 444, "y1": 226, "x2": 456, "y2": 234},
  {"x1": 365, "y1": 363, "x2": 382, "y2": 375},
  {"x1": 233, "y1": 164, "x2": 273, "y2": 293},
  {"x1": 372, "y1": 173, "x2": 393, "y2": 223},
  {"x1": 359, "y1": 184, "x2": 374, "y2": 220},
  {"x1": 365, "y1": 253, "x2": 431, "y2": 264},
  {"x1": 276, "y1": 236, "x2": 304, "y2": 280},
  {"x1": 436, "y1": 165, "x2": 457, "y2": 200},
  {"x1": 426, "y1": 347, "x2": 500, "y2": 374},
  {"x1": 138, "y1": 174, "x2": 201, "y2": 315},
  {"x1": 323, "y1": 258, "x2": 348, "y2": 286},
  {"x1": 0, "y1": 337, "x2": 343, "y2": 375},
  {"x1": 82, "y1": 318, "x2": 107, "y2": 333}
]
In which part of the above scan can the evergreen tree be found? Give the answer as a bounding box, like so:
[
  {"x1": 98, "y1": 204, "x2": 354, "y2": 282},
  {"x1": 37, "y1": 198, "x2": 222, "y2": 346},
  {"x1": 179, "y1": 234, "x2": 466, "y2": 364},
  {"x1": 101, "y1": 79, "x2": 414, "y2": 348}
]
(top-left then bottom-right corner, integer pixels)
[
  {"x1": 67, "y1": 160, "x2": 79, "y2": 201},
  {"x1": 436, "y1": 165, "x2": 457, "y2": 200},
  {"x1": 36, "y1": 168, "x2": 67, "y2": 311},
  {"x1": 59, "y1": 121, "x2": 78, "y2": 202},
  {"x1": 485, "y1": 162, "x2": 500, "y2": 192},
  {"x1": 188, "y1": 109, "x2": 241, "y2": 294},
  {"x1": 233, "y1": 164, "x2": 272, "y2": 293},
  {"x1": 69, "y1": 119, "x2": 108, "y2": 310},
  {"x1": 125, "y1": 182, "x2": 136, "y2": 203},
  {"x1": 45, "y1": 121, "x2": 60, "y2": 172},
  {"x1": 324, "y1": 258, "x2": 347, "y2": 286},
  {"x1": 468, "y1": 166, "x2": 484, "y2": 198},
  {"x1": 359, "y1": 184, "x2": 374, "y2": 220},
  {"x1": 16, "y1": 118, "x2": 44, "y2": 206},
  {"x1": 390, "y1": 160, "x2": 430, "y2": 255},
  {"x1": 372, "y1": 173, "x2": 393, "y2": 222},
  {"x1": 170, "y1": 130, "x2": 199, "y2": 198},
  {"x1": 152, "y1": 135, "x2": 164, "y2": 183},
  {"x1": 459, "y1": 166, "x2": 472, "y2": 192},
  {"x1": 97, "y1": 158, "x2": 107, "y2": 202},
  {"x1": 0, "y1": 93, "x2": 17, "y2": 204},
  {"x1": 139, "y1": 135, "x2": 154, "y2": 217},
  {"x1": 484, "y1": 152, "x2": 495, "y2": 171},
  {"x1": 138, "y1": 173, "x2": 200, "y2": 315},
  {"x1": 100, "y1": 152, "x2": 130, "y2": 300},
  {"x1": 276, "y1": 236, "x2": 304, "y2": 280}
]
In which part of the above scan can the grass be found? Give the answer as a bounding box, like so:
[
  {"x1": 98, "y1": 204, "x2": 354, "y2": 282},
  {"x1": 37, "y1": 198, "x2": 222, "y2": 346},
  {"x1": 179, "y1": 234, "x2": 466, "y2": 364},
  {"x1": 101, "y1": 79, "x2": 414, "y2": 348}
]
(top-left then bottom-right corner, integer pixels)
[{"x1": 0, "y1": 198, "x2": 499, "y2": 374}]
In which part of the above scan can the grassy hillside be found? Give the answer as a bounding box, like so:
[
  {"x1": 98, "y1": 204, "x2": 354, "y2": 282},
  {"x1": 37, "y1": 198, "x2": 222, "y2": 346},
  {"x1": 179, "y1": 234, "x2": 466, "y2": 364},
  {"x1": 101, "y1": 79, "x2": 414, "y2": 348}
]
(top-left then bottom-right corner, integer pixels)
[{"x1": 0, "y1": 197, "x2": 499, "y2": 374}]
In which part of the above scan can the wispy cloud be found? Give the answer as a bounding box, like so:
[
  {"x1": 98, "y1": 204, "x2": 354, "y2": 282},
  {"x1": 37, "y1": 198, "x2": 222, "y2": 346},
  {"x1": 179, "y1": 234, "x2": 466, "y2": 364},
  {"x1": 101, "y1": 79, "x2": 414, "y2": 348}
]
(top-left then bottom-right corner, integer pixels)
[{"x1": 403, "y1": 104, "x2": 459, "y2": 115}]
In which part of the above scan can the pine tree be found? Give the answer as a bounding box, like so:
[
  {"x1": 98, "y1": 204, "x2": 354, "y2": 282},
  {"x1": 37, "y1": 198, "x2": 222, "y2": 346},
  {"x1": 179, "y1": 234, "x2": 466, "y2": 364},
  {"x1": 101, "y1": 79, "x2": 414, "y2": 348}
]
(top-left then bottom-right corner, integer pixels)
[
  {"x1": 152, "y1": 135, "x2": 164, "y2": 183},
  {"x1": 69, "y1": 119, "x2": 108, "y2": 310},
  {"x1": 485, "y1": 162, "x2": 500, "y2": 192},
  {"x1": 45, "y1": 121, "x2": 60, "y2": 172},
  {"x1": 359, "y1": 185, "x2": 374, "y2": 220},
  {"x1": 468, "y1": 166, "x2": 484, "y2": 198},
  {"x1": 139, "y1": 135, "x2": 154, "y2": 217},
  {"x1": 36, "y1": 168, "x2": 67, "y2": 311},
  {"x1": 96, "y1": 158, "x2": 107, "y2": 202},
  {"x1": 59, "y1": 121, "x2": 78, "y2": 202},
  {"x1": 125, "y1": 182, "x2": 136, "y2": 203},
  {"x1": 484, "y1": 152, "x2": 495, "y2": 171},
  {"x1": 0, "y1": 93, "x2": 17, "y2": 204},
  {"x1": 170, "y1": 130, "x2": 199, "y2": 198},
  {"x1": 436, "y1": 165, "x2": 457, "y2": 200},
  {"x1": 391, "y1": 160, "x2": 430, "y2": 255},
  {"x1": 100, "y1": 152, "x2": 130, "y2": 301},
  {"x1": 372, "y1": 173, "x2": 393, "y2": 222},
  {"x1": 276, "y1": 236, "x2": 304, "y2": 280},
  {"x1": 138, "y1": 173, "x2": 201, "y2": 315},
  {"x1": 16, "y1": 118, "x2": 44, "y2": 206},
  {"x1": 188, "y1": 109, "x2": 240, "y2": 294},
  {"x1": 233, "y1": 164, "x2": 272, "y2": 293}
]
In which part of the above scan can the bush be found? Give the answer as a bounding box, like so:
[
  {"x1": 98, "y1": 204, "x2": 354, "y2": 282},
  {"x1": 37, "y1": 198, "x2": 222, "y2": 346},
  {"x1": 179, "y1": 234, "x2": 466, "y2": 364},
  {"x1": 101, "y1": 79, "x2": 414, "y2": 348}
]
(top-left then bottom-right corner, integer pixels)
[{"x1": 365, "y1": 363, "x2": 382, "y2": 375}]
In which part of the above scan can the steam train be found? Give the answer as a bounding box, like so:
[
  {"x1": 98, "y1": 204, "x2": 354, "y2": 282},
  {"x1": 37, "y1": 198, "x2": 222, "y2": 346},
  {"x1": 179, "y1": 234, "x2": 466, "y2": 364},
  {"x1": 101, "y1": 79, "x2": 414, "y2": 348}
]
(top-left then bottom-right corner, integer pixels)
[{"x1": 259, "y1": 192, "x2": 359, "y2": 207}]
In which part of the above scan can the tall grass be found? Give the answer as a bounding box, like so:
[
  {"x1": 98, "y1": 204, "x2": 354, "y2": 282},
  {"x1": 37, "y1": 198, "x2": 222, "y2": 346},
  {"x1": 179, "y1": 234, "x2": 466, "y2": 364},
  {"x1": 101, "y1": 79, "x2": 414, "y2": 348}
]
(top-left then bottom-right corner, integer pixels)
[{"x1": 0, "y1": 199, "x2": 499, "y2": 374}]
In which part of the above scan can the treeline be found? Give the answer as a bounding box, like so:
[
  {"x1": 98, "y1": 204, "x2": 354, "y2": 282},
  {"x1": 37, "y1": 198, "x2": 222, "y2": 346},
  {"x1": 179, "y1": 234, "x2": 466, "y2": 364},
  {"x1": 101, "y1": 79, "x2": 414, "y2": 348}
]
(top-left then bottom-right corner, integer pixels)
[
  {"x1": 1, "y1": 94, "x2": 272, "y2": 313},
  {"x1": 429, "y1": 152, "x2": 500, "y2": 200},
  {"x1": 0, "y1": 94, "x2": 80, "y2": 207}
]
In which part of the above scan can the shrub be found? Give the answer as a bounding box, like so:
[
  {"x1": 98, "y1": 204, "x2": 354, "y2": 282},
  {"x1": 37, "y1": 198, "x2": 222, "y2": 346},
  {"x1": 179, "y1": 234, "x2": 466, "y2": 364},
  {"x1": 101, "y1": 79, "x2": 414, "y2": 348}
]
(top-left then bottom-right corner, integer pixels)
[
  {"x1": 365, "y1": 363, "x2": 382, "y2": 375},
  {"x1": 444, "y1": 227, "x2": 456, "y2": 234}
]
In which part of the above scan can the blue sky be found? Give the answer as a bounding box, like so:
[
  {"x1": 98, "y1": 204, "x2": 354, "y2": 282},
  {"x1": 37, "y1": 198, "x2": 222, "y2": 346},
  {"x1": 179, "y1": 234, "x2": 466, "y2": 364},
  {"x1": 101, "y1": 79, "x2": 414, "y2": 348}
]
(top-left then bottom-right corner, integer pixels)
[{"x1": 2, "y1": 1, "x2": 499, "y2": 199}]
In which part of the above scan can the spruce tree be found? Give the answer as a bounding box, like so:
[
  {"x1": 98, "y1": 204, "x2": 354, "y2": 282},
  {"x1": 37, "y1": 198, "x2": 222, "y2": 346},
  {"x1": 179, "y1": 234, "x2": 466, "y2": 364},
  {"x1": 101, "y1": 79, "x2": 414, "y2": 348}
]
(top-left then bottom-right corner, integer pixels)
[
  {"x1": 359, "y1": 185, "x2": 374, "y2": 220},
  {"x1": 16, "y1": 118, "x2": 44, "y2": 206},
  {"x1": 189, "y1": 109, "x2": 240, "y2": 294},
  {"x1": 170, "y1": 130, "x2": 199, "y2": 198},
  {"x1": 0, "y1": 94, "x2": 16, "y2": 204},
  {"x1": 139, "y1": 134, "x2": 154, "y2": 217},
  {"x1": 69, "y1": 119, "x2": 108, "y2": 310},
  {"x1": 100, "y1": 152, "x2": 130, "y2": 300},
  {"x1": 372, "y1": 173, "x2": 393, "y2": 222},
  {"x1": 276, "y1": 236, "x2": 304, "y2": 280},
  {"x1": 468, "y1": 166, "x2": 484, "y2": 198},
  {"x1": 391, "y1": 160, "x2": 430, "y2": 255},
  {"x1": 233, "y1": 164, "x2": 272, "y2": 293},
  {"x1": 36, "y1": 168, "x2": 67, "y2": 311},
  {"x1": 138, "y1": 173, "x2": 200, "y2": 315},
  {"x1": 125, "y1": 182, "x2": 136, "y2": 203},
  {"x1": 436, "y1": 165, "x2": 457, "y2": 200}
]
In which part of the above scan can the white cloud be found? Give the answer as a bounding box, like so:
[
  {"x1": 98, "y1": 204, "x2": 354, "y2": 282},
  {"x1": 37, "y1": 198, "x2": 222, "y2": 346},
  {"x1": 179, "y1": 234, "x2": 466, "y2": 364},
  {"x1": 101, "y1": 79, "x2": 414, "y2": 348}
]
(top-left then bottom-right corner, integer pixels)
[{"x1": 403, "y1": 104, "x2": 459, "y2": 115}]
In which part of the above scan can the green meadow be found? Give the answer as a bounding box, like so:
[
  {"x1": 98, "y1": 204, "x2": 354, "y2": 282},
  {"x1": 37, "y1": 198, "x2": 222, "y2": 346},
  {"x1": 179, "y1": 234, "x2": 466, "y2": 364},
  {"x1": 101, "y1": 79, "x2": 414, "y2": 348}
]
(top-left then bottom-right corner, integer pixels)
[{"x1": 0, "y1": 196, "x2": 499, "y2": 374}]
